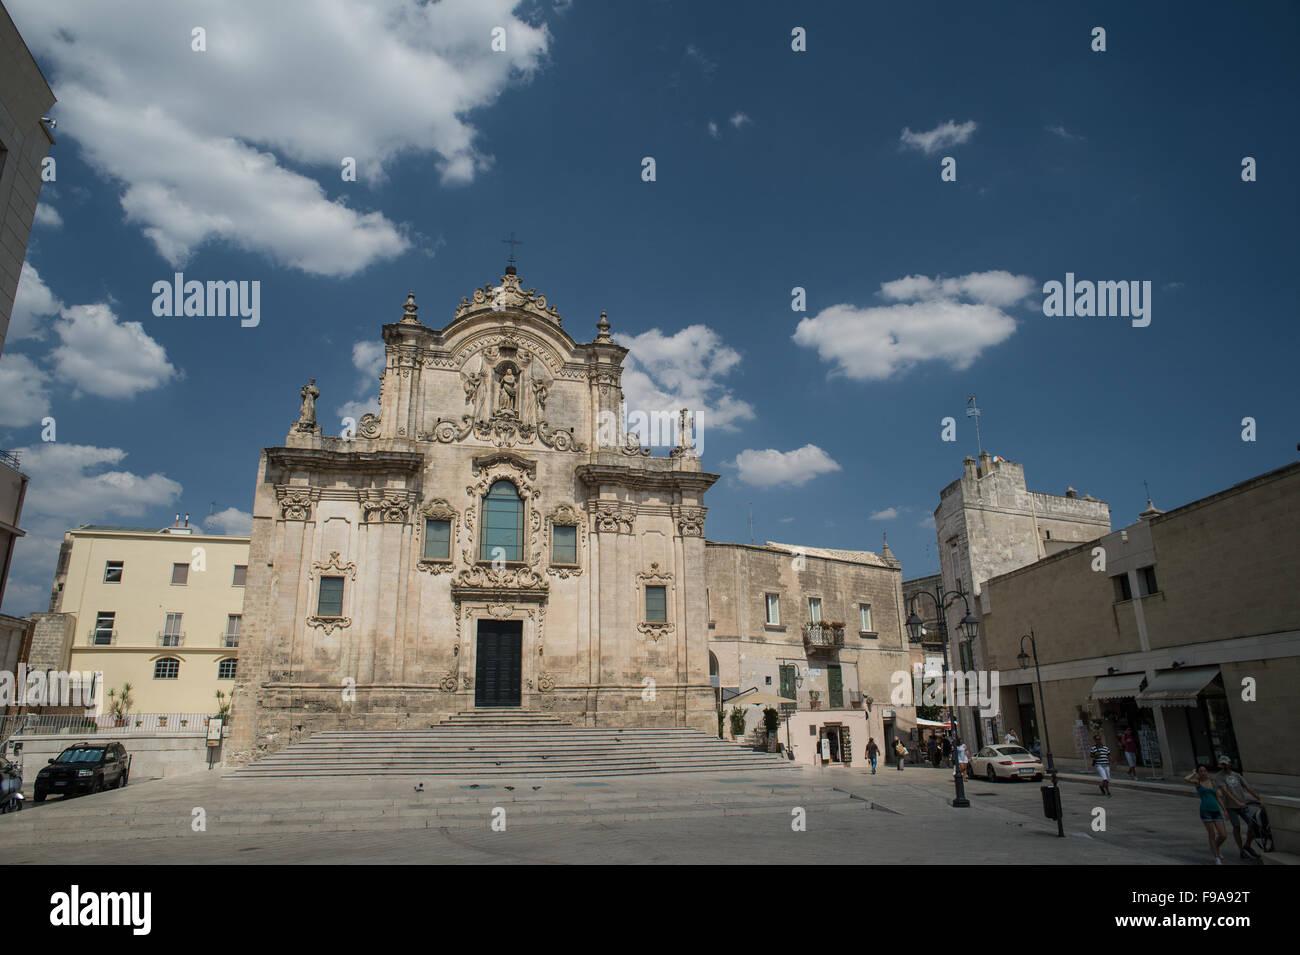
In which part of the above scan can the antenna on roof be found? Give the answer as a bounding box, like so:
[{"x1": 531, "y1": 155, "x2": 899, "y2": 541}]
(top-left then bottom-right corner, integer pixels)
[{"x1": 966, "y1": 395, "x2": 983, "y2": 455}]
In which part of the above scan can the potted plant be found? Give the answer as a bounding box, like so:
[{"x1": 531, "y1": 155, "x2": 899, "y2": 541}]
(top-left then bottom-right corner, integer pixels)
[
  {"x1": 809, "y1": 690, "x2": 822, "y2": 710},
  {"x1": 158, "y1": 715, "x2": 168, "y2": 728},
  {"x1": 762, "y1": 706, "x2": 780, "y2": 752},
  {"x1": 106, "y1": 682, "x2": 133, "y2": 727},
  {"x1": 215, "y1": 690, "x2": 232, "y2": 723},
  {"x1": 729, "y1": 706, "x2": 747, "y2": 741}
]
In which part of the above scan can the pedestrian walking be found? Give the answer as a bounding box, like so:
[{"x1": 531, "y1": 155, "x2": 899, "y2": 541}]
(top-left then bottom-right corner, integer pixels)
[
  {"x1": 927, "y1": 734, "x2": 939, "y2": 767},
  {"x1": 955, "y1": 737, "x2": 970, "y2": 779},
  {"x1": 1120, "y1": 727, "x2": 1139, "y2": 778},
  {"x1": 1090, "y1": 734, "x2": 1112, "y2": 796},
  {"x1": 1186, "y1": 764, "x2": 1228, "y2": 864},
  {"x1": 941, "y1": 735, "x2": 952, "y2": 768},
  {"x1": 893, "y1": 737, "x2": 907, "y2": 771},
  {"x1": 1215, "y1": 756, "x2": 1263, "y2": 861},
  {"x1": 866, "y1": 737, "x2": 879, "y2": 775}
]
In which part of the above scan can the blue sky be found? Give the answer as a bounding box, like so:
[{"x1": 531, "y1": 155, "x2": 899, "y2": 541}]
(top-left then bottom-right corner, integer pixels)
[{"x1": 2, "y1": 0, "x2": 1297, "y2": 615}]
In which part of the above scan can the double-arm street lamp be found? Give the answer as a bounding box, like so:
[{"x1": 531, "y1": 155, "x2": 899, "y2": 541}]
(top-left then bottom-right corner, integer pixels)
[
  {"x1": 1017, "y1": 628, "x2": 1064, "y2": 838},
  {"x1": 905, "y1": 586, "x2": 980, "y2": 808}
]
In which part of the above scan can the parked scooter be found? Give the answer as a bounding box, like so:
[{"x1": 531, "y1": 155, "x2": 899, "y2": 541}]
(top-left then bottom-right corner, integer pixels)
[{"x1": 0, "y1": 754, "x2": 24, "y2": 812}]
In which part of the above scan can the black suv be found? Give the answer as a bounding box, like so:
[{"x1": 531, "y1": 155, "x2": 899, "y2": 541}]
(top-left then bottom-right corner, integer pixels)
[{"x1": 33, "y1": 742, "x2": 130, "y2": 801}]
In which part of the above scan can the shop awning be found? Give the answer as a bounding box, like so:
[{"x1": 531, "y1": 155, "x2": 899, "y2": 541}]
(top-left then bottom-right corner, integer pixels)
[
  {"x1": 1088, "y1": 672, "x2": 1147, "y2": 700},
  {"x1": 916, "y1": 718, "x2": 952, "y2": 728},
  {"x1": 1136, "y1": 666, "x2": 1221, "y2": 708},
  {"x1": 726, "y1": 689, "x2": 796, "y2": 707}
]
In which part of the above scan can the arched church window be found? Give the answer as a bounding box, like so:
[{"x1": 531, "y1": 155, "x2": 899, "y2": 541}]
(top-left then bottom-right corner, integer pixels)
[{"x1": 481, "y1": 480, "x2": 524, "y2": 562}]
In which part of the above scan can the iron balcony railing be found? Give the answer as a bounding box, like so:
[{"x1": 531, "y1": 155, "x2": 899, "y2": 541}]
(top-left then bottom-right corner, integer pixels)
[
  {"x1": 87, "y1": 629, "x2": 116, "y2": 646},
  {"x1": 802, "y1": 623, "x2": 845, "y2": 648},
  {"x1": 157, "y1": 631, "x2": 185, "y2": 647},
  {"x1": 221, "y1": 630, "x2": 240, "y2": 648}
]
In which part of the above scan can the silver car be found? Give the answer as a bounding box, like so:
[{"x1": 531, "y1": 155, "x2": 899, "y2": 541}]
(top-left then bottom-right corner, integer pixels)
[{"x1": 971, "y1": 744, "x2": 1044, "y2": 782}]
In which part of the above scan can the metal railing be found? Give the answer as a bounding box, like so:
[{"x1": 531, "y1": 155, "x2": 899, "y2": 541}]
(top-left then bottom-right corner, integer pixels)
[
  {"x1": 0, "y1": 448, "x2": 20, "y2": 469},
  {"x1": 1, "y1": 712, "x2": 213, "y2": 742},
  {"x1": 803, "y1": 623, "x2": 845, "y2": 648},
  {"x1": 221, "y1": 630, "x2": 239, "y2": 648},
  {"x1": 157, "y1": 631, "x2": 185, "y2": 647},
  {"x1": 87, "y1": 629, "x2": 116, "y2": 646}
]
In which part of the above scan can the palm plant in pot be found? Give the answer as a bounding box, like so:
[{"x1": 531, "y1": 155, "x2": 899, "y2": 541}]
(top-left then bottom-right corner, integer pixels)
[{"x1": 106, "y1": 683, "x2": 133, "y2": 727}]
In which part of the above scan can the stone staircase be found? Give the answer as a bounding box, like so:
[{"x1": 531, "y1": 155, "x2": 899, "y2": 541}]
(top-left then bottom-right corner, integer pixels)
[{"x1": 229, "y1": 720, "x2": 792, "y2": 779}]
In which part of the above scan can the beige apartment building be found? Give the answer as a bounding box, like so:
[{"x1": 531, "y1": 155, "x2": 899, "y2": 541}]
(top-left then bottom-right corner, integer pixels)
[
  {"x1": 707, "y1": 538, "x2": 912, "y2": 765},
  {"x1": 30, "y1": 521, "x2": 249, "y2": 716},
  {"x1": 979, "y1": 462, "x2": 1300, "y2": 792}
]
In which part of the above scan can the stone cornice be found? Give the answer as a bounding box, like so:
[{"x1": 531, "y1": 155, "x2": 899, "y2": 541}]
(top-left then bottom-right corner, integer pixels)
[
  {"x1": 576, "y1": 463, "x2": 719, "y2": 493},
  {"x1": 266, "y1": 447, "x2": 423, "y2": 474}
]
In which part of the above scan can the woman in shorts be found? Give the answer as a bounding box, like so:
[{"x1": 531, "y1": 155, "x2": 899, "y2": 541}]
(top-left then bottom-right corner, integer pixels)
[{"x1": 1185, "y1": 764, "x2": 1228, "y2": 864}]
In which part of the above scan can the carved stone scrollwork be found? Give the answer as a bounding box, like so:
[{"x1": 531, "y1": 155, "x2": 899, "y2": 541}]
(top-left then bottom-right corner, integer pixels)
[
  {"x1": 307, "y1": 615, "x2": 352, "y2": 634},
  {"x1": 537, "y1": 420, "x2": 587, "y2": 452},
  {"x1": 620, "y1": 432, "x2": 652, "y2": 456},
  {"x1": 676, "y1": 506, "x2": 706, "y2": 538},
  {"x1": 637, "y1": 561, "x2": 674, "y2": 585},
  {"x1": 461, "y1": 674, "x2": 473, "y2": 690},
  {"x1": 637, "y1": 622, "x2": 675, "y2": 642},
  {"x1": 538, "y1": 673, "x2": 556, "y2": 692},
  {"x1": 360, "y1": 489, "x2": 412, "y2": 524},
  {"x1": 357, "y1": 413, "x2": 381, "y2": 438},
  {"x1": 425, "y1": 416, "x2": 476, "y2": 444},
  {"x1": 454, "y1": 563, "x2": 548, "y2": 592},
  {"x1": 276, "y1": 485, "x2": 321, "y2": 521},
  {"x1": 455, "y1": 271, "x2": 563, "y2": 326},
  {"x1": 439, "y1": 672, "x2": 459, "y2": 693},
  {"x1": 312, "y1": 551, "x2": 357, "y2": 579},
  {"x1": 592, "y1": 502, "x2": 635, "y2": 534}
]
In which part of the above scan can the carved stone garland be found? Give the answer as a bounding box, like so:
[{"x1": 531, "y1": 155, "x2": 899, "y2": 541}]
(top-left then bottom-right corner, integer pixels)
[{"x1": 276, "y1": 485, "x2": 322, "y2": 521}]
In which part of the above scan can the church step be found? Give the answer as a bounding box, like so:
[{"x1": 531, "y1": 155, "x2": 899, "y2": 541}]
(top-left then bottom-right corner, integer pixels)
[{"x1": 231, "y1": 727, "x2": 791, "y2": 778}]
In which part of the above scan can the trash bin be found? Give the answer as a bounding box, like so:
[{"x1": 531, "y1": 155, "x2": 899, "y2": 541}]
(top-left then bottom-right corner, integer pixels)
[{"x1": 1041, "y1": 783, "x2": 1062, "y2": 820}]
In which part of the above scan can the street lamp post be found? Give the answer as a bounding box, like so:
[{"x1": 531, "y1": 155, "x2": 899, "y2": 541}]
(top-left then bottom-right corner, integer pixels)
[
  {"x1": 1018, "y1": 628, "x2": 1065, "y2": 838},
  {"x1": 906, "y1": 585, "x2": 980, "y2": 809}
]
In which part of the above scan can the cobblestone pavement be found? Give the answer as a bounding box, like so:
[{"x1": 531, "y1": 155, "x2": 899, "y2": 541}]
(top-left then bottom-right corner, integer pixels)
[{"x1": 0, "y1": 763, "x2": 1250, "y2": 864}]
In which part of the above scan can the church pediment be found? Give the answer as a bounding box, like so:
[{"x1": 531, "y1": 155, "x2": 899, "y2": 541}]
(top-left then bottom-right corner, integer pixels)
[{"x1": 454, "y1": 268, "x2": 562, "y2": 327}]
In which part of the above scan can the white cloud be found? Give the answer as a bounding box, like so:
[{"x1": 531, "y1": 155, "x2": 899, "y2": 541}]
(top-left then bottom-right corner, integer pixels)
[
  {"x1": 899, "y1": 119, "x2": 977, "y2": 155},
  {"x1": 1046, "y1": 124, "x2": 1083, "y2": 142},
  {"x1": 879, "y1": 270, "x2": 1035, "y2": 308},
  {"x1": 793, "y1": 270, "x2": 1030, "y2": 381},
  {"x1": 729, "y1": 444, "x2": 841, "y2": 488},
  {"x1": 1, "y1": 443, "x2": 185, "y2": 616},
  {"x1": 0, "y1": 353, "x2": 52, "y2": 427},
  {"x1": 50, "y1": 303, "x2": 178, "y2": 399},
  {"x1": 9, "y1": 0, "x2": 552, "y2": 276},
  {"x1": 334, "y1": 339, "x2": 386, "y2": 422},
  {"x1": 729, "y1": 112, "x2": 751, "y2": 129},
  {"x1": 204, "y1": 506, "x2": 253, "y2": 536},
  {"x1": 7, "y1": 262, "x2": 62, "y2": 342},
  {"x1": 869, "y1": 507, "x2": 899, "y2": 520},
  {"x1": 618, "y1": 324, "x2": 755, "y2": 433},
  {"x1": 33, "y1": 204, "x2": 62, "y2": 228},
  {"x1": 707, "y1": 120, "x2": 720, "y2": 139}
]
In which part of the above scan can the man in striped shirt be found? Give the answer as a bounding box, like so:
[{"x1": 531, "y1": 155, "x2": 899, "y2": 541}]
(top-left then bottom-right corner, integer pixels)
[{"x1": 1090, "y1": 735, "x2": 1112, "y2": 796}]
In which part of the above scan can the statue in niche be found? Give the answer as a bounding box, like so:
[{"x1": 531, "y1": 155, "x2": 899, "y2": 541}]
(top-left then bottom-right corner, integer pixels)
[
  {"x1": 461, "y1": 354, "x2": 488, "y2": 421},
  {"x1": 497, "y1": 364, "x2": 518, "y2": 414},
  {"x1": 522, "y1": 356, "x2": 553, "y2": 422}
]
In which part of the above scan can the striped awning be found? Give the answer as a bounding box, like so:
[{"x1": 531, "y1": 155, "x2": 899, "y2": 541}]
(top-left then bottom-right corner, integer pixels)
[
  {"x1": 1088, "y1": 672, "x2": 1147, "y2": 700},
  {"x1": 1136, "y1": 666, "x2": 1221, "y2": 708}
]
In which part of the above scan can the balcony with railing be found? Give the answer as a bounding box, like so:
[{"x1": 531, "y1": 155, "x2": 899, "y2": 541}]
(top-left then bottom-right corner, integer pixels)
[
  {"x1": 802, "y1": 622, "x2": 845, "y2": 649},
  {"x1": 157, "y1": 630, "x2": 185, "y2": 647},
  {"x1": 87, "y1": 629, "x2": 116, "y2": 646},
  {"x1": 222, "y1": 630, "x2": 240, "y2": 648}
]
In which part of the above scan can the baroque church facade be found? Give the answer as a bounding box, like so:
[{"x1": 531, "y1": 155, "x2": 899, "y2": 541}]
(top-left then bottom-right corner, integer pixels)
[{"x1": 228, "y1": 267, "x2": 717, "y2": 759}]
